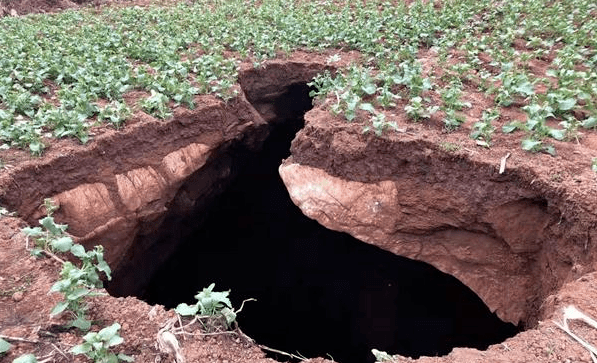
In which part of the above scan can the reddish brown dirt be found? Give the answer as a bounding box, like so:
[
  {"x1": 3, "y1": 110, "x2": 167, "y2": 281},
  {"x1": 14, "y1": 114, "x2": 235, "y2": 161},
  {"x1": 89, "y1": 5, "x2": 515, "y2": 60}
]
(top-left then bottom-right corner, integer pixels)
[
  {"x1": 1, "y1": 0, "x2": 78, "y2": 16},
  {"x1": 0, "y1": 53, "x2": 349, "y2": 363},
  {"x1": 0, "y1": 216, "x2": 280, "y2": 362},
  {"x1": 0, "y1": 0, "x2": 182, "y2": 16},
  {"x1": 1, "y1": 3, "x2": 597, "y2": 362},
  {"x1": 1, "y1": 51, "x2": 597, "y2": 363},
  {"x1": 289, "y1": 91, "x2": 597, "y2": 322}
]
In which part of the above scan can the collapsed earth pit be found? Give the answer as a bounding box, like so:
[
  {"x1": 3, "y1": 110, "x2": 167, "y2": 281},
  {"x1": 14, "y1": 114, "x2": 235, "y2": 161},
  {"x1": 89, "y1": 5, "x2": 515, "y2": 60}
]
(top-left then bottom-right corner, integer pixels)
[
  {"x1": 101, "y1": 76, "x2": 520, "y2": 362},
  {"x1": 133, "y1": 81, "x2": 520, "y2": 362},
  {"x1": 2, "y1": 57, "x2": 595, "y2": 363}
]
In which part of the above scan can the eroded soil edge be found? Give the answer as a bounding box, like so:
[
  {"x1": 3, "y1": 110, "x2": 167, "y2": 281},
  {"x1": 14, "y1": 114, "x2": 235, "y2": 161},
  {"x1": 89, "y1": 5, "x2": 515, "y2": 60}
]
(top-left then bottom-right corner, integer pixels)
[
  {"x1": 281, "y1": 106, "x2": 596, "y2": 326},
  {"x1": 1, "y1": 55, "x2": 597, "y2": 362}
]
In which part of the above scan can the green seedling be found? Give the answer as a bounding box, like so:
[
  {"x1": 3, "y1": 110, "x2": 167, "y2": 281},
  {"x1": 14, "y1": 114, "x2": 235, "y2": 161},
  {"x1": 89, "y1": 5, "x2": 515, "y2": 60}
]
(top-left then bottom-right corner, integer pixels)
[
  {"x1": 371, "y1": 349, "x2": 394, "y2": 362},
  {"x1": 175, "y1": 283, "x2": 254, "y2": 332},
  {"x1": 175, "y1": 283, "x2": 236, "y2": 327},
  {"x1": 71, "y1": 323, "x2": 133, "y2": 363},
  {"x1": 13, "y1": 354, "x2": 38, "y2": 363},
  {"x1": 443, "y1": 108, "x2": 466, "y2": 131},
  {"x1": 49, "y1": 244, "x2": 111, "y2": 330},
  {"x1": 404, "y1": 96, "x2": 439, "y2": 121},
  {"x1": 22, "y1": 199, "x2": 112, "y2": 330},
  {"x1": 0, "y1": 338, "x2": 10, "y2": 354},
  {"x1": 559, "y1": 115, "x2": 581, "y2": 142},
  {"x1": 18, "y1": 200, "x2": 128, "y2": 362},
  {"x1": 98, "y1": 101, "x2": 132, "y2": 129},
  {"x1": 521, "y1": 138, "x2": 557, "y2": 156},
  {"x1": 470, "y1": 108, "x2": 499, "y2": 147},
  {"x1": 22, "y1": 199, "x2": 70, "y2": 257},
  {"x1": 440, "y1": 82, "x2": 470, "y2": 131},
  {"x1": 139, "y1": 90, "x2": 172, "y2": 119},
  {"x1": 582, "y1": 116, "x2": 597, "y2": 130},
  {"x1": 362, "y1": 113, "x2": 400, "y2": 137},
  {"x1": 390, "y1": 60, "x2": 433, "y2": 97},
  {"x1": 492, "y1": 70, "x2": 535, "y2": 106},
  {"x1": 440, "y1": 82, "x2": 472, "y2": 111},
  {"x1": 502, "y1": 100, "x2": 567, "y2": 154}
]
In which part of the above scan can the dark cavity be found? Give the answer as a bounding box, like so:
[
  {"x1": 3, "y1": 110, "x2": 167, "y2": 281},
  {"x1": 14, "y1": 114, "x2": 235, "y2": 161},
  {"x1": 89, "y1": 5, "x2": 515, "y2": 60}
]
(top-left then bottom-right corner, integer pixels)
[{"x1": 109, "y1": 82, "x2": 520, "y2": 363}]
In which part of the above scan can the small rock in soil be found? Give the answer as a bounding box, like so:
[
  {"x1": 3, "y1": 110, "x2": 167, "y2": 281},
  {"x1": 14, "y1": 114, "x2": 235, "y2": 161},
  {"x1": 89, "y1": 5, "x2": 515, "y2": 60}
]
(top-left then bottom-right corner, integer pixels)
[{"x1": 12, "y1": 291, "x2": 24, "y2": 302}]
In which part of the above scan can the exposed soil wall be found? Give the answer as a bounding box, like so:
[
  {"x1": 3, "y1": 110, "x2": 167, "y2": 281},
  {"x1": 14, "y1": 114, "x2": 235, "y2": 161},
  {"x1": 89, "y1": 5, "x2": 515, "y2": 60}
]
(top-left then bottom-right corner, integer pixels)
[
  {"x1": 280, "y1": 106, "x2": 597, "y2": 326},
  {"x1": 0, "y1": 92, "x2": 265, "y2": 271},
  {"x1": 0, "y1": 54, "x2": 340, "y2": 300}
]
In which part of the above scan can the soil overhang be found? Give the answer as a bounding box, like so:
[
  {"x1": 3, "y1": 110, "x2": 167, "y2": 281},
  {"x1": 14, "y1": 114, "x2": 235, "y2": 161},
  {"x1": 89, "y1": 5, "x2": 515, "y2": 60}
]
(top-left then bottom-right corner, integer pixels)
[{"x1": 280, "y1": 105, "x2": 597, "y2": 327}]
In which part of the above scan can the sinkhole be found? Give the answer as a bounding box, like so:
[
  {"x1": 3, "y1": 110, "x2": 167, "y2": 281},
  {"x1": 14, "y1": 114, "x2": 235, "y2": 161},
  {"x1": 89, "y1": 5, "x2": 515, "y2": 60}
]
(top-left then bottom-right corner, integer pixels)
[{"x1": 108, "y1": 82, "x2": 520, "y2": 363}]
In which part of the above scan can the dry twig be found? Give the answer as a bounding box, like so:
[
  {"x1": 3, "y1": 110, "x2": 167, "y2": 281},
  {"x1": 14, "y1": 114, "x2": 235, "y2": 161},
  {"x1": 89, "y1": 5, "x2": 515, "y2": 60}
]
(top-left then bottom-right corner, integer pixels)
[
  {"x1": 0, "y1": 334, "x2": 39, "y2": 344},
  {"x1": 553, "y1": 305, "x2": 597, "y2": 362},
  {"x1": 499, "y1": 152, "x2": 511, "y2": 174},
  {"x1": 258, "y1": 344, "x2": 308, "y2": 361}
]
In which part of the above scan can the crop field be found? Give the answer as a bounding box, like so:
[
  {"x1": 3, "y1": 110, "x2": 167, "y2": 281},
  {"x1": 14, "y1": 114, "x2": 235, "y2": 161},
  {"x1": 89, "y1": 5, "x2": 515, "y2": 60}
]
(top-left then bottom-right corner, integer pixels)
[
  {"x1": 0, "y1": 0, "x2": 596, "y2": 158},
  {"x1": 2, "y1": 1, "x2": 597, "y2": 362}
]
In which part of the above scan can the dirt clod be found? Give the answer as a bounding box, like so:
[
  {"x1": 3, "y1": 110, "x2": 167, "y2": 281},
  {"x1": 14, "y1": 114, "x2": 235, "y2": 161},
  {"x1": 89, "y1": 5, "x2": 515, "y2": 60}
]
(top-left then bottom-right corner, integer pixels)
[{"x1": 11, "y1": 291, "x2": 23, "y2": 302}]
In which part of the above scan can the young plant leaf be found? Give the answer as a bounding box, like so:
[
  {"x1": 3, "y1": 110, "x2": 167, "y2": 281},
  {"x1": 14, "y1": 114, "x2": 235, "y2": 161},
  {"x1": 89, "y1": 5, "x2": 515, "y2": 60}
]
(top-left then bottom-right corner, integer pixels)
[
  {"x1": 542, "y1": 144, "x2": 557, "y2": 156},
  {"x1": 95, "y1": 259, "x2": 112, "y2": 280},
  {"x1": 582, "y1": 117, "x2": 597, "y2": 129},
  {"x1": 70, "y1": 244, "x2": 87, "y2": 258},
  {"x1": 40, "y1": 216, "x2": 64, "y2": 236},
  {"x1": 0, "y1": 337, "x2": 11, "y2": 353},
  {"x1": 66, "y1": 287, "x2": 91, "y2": 301},
  {"x1": 521, "y1": 139, "x2": 542, "y2": 152},
  {"x1": 175, "y1": 303, "x2": 199, "y2": 316},
  {"x1": 547, "y1": 128, "x2": 566, "y2": 140},
  {"x1": 71, "y1": 316, "x2": 92, "y2": 331},
  {"x1": 98, "y1": 323, "x2": 121, "y2": 342},
  {"x1": 50, "y1": 300, "x2": 69, "y2": 316},
  {"x1": 361, "y1": 83, "x2": 377, "y2": 95},
  {"x1": 22, "y1": 226, "x2": 43, "y2": 237},
  {"x1": 51, "y1": 236, "x2": 73, "y2": 252},
  {"x1": 106, "y1": 334, "x2": 125, "y2": 348},
  {"x1": 359, "y1": 103, "x2": 376, "y2": 114},
  {"x1": 513, "y1": 82, "x2": 534, "y2": 96},
  {"x1": 71, "y1": 343, "x2": 93, "y2": 355},
  {"x1": 502, "y1": 123, "x2": 519, "y2": 133},
  {"x1": 30, "y1": 248, "x2": 44, "y2": 257},
  {"x1": 221, "y1": 307, "x2": 237, "y2": 326},
  {"x1": 557, "y1": 98, "x2": 576, "y2": 111},
  {"x1": 13, "y1": 354, "x2": 38, "y2": 363}
]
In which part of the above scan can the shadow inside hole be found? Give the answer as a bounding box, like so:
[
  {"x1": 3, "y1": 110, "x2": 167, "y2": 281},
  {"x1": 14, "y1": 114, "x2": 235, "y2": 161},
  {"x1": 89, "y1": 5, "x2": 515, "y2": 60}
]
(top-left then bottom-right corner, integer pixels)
[{"x1": 139, "y1": 83, "x2": 520, "y2": 363}]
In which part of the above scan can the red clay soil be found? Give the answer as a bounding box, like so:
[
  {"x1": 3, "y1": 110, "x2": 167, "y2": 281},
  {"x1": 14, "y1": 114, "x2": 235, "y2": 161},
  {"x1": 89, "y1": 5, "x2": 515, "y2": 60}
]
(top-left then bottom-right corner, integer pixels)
[
  {"x1": 0, "y1": 53, "x2": 350, "y2": 363},
  {"x1": 0, "y1": 0, "x2": 171, "y2": 16},
  {"x1": 1, "y1": 52, "x2": 597, "y2": 363},
  {"x1": 285, "y1": 96, "x2": 597, "y2": 325},
  {"x1": 1, "y1": 4, "x2": 597, "y2": 362},
  {"x1": 0, "y1": 216, "x2": 280, "y2": 363},
  {"x1": 1, "y1": 0, "x2": 78, "y2": 16}
]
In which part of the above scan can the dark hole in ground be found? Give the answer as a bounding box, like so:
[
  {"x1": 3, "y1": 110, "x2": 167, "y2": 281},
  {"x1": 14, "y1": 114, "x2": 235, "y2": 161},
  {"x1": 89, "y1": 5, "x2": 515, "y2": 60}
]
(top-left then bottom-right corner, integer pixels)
[{"x1": 136, "y1": 82, "x2": 520, "y2": 363}]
